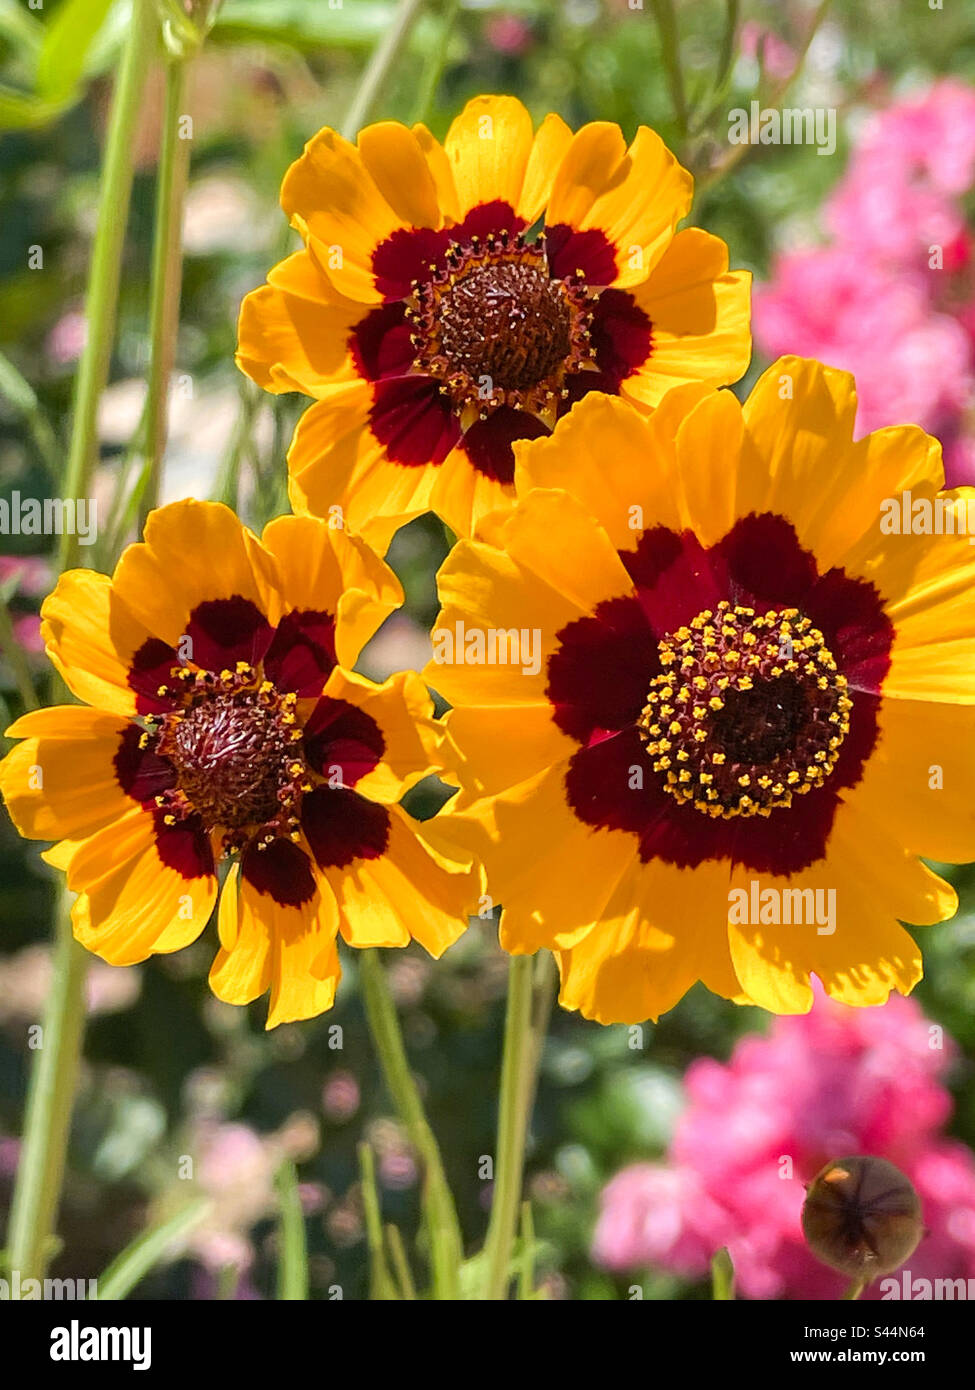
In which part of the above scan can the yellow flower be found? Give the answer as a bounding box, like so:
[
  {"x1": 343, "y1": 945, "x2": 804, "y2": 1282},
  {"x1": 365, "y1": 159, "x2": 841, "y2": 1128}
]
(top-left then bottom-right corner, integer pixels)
[
  {"x1": 237, "y1": 94, "x2": 751, "y2": 545},
  {"x1": 424, "y1": 358, "x2": 975, "y2": 1024},
  {"x1": 0, "y1": 501, "x2": 475, "y2": 1028}
]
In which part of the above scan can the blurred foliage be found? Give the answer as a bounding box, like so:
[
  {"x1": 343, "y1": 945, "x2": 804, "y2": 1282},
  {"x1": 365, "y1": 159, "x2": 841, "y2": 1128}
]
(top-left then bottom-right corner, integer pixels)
[{"x1": 1, "y1": 0, "x2": 974, "y2": 1299}]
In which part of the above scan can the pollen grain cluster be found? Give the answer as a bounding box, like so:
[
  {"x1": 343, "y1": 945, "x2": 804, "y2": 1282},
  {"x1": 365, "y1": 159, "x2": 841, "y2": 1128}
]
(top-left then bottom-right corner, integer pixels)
[
  {"x1": 145, "y1": 662, "x2": 311, "y2": 856},
  {"x1": 407, "y1": 230, "x2": 596, "y2": 425},
  {"x1": 637, "y1": 602, "x2": 852, "y2": 819}
]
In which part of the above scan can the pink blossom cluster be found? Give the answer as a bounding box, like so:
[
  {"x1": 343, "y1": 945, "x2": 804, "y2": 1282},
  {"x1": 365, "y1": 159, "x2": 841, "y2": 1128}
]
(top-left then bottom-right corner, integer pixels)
[
  {"x1": 593, "y1": 988, "x2": 975, "y2": 1298},
  {"x1": 754, "y1": 81, "x2": 975, "y2": 485}
]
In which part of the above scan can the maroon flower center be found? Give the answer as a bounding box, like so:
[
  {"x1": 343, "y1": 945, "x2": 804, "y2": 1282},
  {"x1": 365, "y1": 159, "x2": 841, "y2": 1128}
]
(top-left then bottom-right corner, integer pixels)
[
  {"x1": 439, "y1": 260, "x2": 572, "y2": 390},
  {"x1": 149, "y1": 663, "x2": 309, "y2": 852},
  {"x1": 637, "y1": 602, "x2": 852, "y2": 820},
  {"x1": 407, "y1": 230, "x2": 596, "y2": 421}
]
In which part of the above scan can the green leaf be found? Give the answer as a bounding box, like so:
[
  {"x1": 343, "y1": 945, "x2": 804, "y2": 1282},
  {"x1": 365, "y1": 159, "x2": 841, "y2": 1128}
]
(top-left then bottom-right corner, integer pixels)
[
  {"x1": 0, "y1": 82, "x2": 67, "y2": 129},
  {"x1": 214, "y1": 0, "x2": 412, "y2": 50},
  {"x1": 0, "y1": 346, "x2": 40, "y2": 417},
  {"x1": 275, "y1": 1159, "x2": 309, "y2": 1301},
  {"x1": 96, "y1": 1200, "x2": 210, "y2": 1301},
  {"x1": 36, "y1": 0, "x2": 117, "y2": 102},
  {"x1": 0, "y1": 0, "x2": 44, "y2": 60}
]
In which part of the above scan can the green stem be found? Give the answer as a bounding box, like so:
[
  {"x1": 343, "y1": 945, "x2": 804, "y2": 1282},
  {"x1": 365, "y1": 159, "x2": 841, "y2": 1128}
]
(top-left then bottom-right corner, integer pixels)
[
  {"x1": 58, "y1": 0, "x2": 157, "y2": 573},
  {"x1": 385, "y1": 1223, "x2": 417, "y2": 1300},
  {"x1": 340, "y1": 0, "x2": 428, "y2": 141},
  {"x1": 357, "y1": 1142, "x2": 396, "y2": 1300},
  {"x1": 140, "y1": 53, "x2": 193, "y2": 525},
  {"x1": 844, "y1": 1277, "x2": 866, "y2": 1300},
  {"x1": 409, "y1": 0, "x2": 458, "y2": 126},
  {"x1": 358, "y1": 949, "x2": 462, "y2": 1299},
  {"x1": 6, "y1": 896, "x2": 89, "y2": 1284},
  {"x1": 274, "y1": 1159, "x2": 308, "y2": 1300},
  {"x1": 711, "y1": 1247, "x2": 735, "y2": 1300},
  {"x1": 482, "y1": 953, "x2": 536, "y2": 1301},
  {"x1": 650, "y1": 0, "x2": 689, "y2": 138},
  {"x1": 517, "y1": 1200, "x2": 535, "y2": 1301},
  {"x1": 8, "y1": 1, "x2": 158, "y2": 1290}
]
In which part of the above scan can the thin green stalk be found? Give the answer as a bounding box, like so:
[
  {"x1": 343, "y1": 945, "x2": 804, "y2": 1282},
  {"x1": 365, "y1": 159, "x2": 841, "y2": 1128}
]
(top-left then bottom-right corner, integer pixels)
[
  {"x1": 481, "y1": 953, "x2": 534, "y2": 1300},
  {"x1": 274, "y1": 1159, "x2": 308, "y2": 1300},
  {"x1": 385, "y1": 1223, "x2": 417, "y2": 1300},
  {"x1": 650, "y1": 0, "x2": 689, "y2": 138},
  {"x1": 517, "y1": 1201, "x2": 535, "y2": 1301},
  {"x1": 523, "y1": 949, "x2": 556, "y2": 1119},
  {"x1": 409, "y1": 0, "x2": 459, "y2": 126},
  {"x1": 358, "y1": 949, "x2": 462, "y2": 1299},
  {"x1": 340, "y1": 0, "x2": 428, "y2": 141},
  {"x1": 96, "y1": 1198, "x2": 210, "y2": 1300},
  {"x1": 844, "y1": 1277, "x2": 866, "y2": 1300},
  {"x1": 358, "y1": 1142, "x2": 397, "y2": 1300},
  {"x1": 6, "y1": 896, "x2": 89, "y2": 1284},
  {"x1": 711, "y1": 1247, "x2": 735, "y2": 1300},
  {"x1": 140, "y1": 53, "x2": 193, "y2": 525},
  {"x1": 7, "y1": 1, "x2": 158, "y2": 1290},
  {"x1": 58, "y1": 0, "x2": 157, "y2": 573}
]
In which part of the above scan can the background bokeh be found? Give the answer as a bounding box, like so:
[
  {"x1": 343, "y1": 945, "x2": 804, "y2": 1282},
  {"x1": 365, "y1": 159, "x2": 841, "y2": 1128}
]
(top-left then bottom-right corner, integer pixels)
[{"x1": 2, "y1": 0, "x2": 975, "y2": 1299}]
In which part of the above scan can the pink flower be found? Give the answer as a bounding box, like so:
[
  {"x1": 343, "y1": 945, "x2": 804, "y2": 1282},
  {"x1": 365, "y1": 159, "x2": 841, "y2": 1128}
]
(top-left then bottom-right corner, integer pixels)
[
  {"x1": 12, "y1": 613, "x2": 43, "y2": 654},
  {"x1": 739, "y1": 21, "x2": 796, "y2": 82},
  {"x1": 754, "y1": 246, "x2": 975, "y2": 442},
  {"x1": 757, "y1": 78, "x2": 975, "y2": 487},
  {"x1": 484, "y1": 14, "x2": 533, "y2": 57},
  {"x1": 322, "y1": 1071, "x2": 360, "y2": 1123},
  {"x1": 593, "y1": 1165, "x2": 732, "y2": 1276},
  {"x1": 842, "y1": 81, "x2": 975, "y2": 204},
  {"x1": 45, "y1": 309, "x2": 87, "y2": 367},
  {"x1": 592, "y1": 988, "x2": 975, "y2": 1298},
  {"x1": 0, "y1": 555, "x2": 51, "y2": 597},
  {"x1": 825, "y1": 82, "x2": 975, "y2": 271}
]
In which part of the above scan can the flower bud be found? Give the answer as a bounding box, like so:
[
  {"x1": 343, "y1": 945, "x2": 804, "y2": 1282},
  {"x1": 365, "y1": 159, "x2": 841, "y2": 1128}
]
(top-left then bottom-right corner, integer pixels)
[{"x1": 801, "y1": 1156, "x2": 923, "y2": 1281}]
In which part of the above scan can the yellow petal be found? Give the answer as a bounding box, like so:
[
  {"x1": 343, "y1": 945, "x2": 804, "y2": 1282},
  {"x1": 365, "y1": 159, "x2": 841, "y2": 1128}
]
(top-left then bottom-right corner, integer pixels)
[
  {"x1": 0, "y1": 707, "x2": 133, "y2": 843},
  {"x1": 546, "y1": 123, "x2": 693, "y2": 286},
  {"x1": 357, "y1": 121, "x2": 444, "y2": 229},
  {"x1": 281, "y1": 126, "x2": 404, "y2": 303},
  {"x1": 444, "y1": 95, "x2": 535, "y2": 217},
  {"x1": 69, "y1": 808, "x2": 216, "y2": 966},
  {"x1": 625, "y1": 230, "x2": 751, "y2": 404},
  {"x1": 318, "y1": 666, "x2": 446, "y2": 803},
  {"x1": 287, "y1": 395, "x2": 439, "y2": 553},
  {"x1": 111, "y1": 499, "x2": 277, "y2": 648},
  {"x1": 323, "y1": 804, "x2": 474, "y2": 957},
  {"x1": 235, "y1": 280, "x2": 361, "y2": 396},
  {"x1": 40, "y1": 570, "x2": 150, "y2": 717},
  {"x1": 258, "y1": 512, "x2": 402, "y2": 667}
]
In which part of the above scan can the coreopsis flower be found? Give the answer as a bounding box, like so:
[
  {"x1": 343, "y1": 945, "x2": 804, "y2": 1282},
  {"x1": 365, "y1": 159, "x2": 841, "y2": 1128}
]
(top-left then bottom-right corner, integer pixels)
[
  {"x1": 426, "y1": 357, "x2": 975, "y2": 1023},
  {"x1": 0, "y1": 501, "x2": 474, "y2": 1027},
  {"x1": 236, "y1": 94, "x2": 751, "y2": 543}
]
